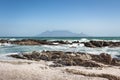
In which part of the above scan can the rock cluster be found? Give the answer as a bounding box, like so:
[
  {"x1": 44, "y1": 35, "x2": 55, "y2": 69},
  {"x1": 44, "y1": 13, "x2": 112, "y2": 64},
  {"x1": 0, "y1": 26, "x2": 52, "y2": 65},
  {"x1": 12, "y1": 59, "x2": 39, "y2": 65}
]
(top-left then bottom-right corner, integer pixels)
[
  {"x1": 9, "y1": 51, "x2": 120, "y2": 67},
  {"x1": 1, "y1": 39, "x2": 120, "y2": 47},
  {"x1": 83, "y1": 41, "x2": 120, "y2": 47},
  {"x1": 11, "y1": 39, "x2": 52, "y2": 45},
  {"x1": 0, "y1": 39, "x2": 72, "y2": 45}
]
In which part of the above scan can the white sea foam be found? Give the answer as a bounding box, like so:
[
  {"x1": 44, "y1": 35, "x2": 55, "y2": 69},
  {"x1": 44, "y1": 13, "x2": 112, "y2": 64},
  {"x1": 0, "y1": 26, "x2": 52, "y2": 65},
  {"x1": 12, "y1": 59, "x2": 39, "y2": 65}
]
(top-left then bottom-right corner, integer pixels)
[
  {"x1": 52, "y1": 43, "x2": 59, "y2": 45},
  {"x1": 91, "y1": 39, "x2": 104, "y2": 41},
  {"x1": 0, "y1": 43, "x2": 12, "y2": 46},
  {"x1": 91, "y1": 39, "x2": 120, "y2": 42},
  {"x1": 79, "y1": 38, "x2": 89, "y2": 42},
  {"x1": 109, "y1": 40, "x2": 120, "y2": 42},
  {"x1": 9, "y1": 38, "x2": 17, "y2": 41},
  {"x1": 0, "y1": 53, "x2": 19, "y2": 60}
]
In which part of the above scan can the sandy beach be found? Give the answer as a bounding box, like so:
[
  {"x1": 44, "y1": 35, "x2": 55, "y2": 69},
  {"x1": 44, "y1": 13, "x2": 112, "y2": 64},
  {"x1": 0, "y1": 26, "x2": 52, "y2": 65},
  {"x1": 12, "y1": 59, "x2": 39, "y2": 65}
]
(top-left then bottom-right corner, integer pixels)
[{"x1": 0, "y1": 59, "x2": 120, "y2": 80}]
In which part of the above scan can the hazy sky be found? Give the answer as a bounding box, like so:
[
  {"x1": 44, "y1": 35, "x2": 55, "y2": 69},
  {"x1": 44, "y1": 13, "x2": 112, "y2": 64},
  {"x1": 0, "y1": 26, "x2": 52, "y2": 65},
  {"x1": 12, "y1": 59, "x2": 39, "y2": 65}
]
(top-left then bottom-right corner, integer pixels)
[{"x1": 0, "y1": 0, "x2": 120, "y2": 36}]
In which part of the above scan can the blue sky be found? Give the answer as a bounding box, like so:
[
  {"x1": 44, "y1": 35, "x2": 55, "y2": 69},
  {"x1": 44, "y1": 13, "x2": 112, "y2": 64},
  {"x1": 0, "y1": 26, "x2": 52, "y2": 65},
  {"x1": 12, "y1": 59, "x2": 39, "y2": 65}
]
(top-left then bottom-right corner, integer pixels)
[{"x1": 0, "y1": 0, "x2": 120, "y2": 36}]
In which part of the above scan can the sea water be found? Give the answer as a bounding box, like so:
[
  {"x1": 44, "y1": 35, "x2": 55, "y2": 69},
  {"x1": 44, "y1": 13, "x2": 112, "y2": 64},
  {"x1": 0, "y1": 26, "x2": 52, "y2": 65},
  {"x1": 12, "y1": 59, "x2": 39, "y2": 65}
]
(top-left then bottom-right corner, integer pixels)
[{"x1": 0, "y1": 37, "x2": 120, "y2": 60}]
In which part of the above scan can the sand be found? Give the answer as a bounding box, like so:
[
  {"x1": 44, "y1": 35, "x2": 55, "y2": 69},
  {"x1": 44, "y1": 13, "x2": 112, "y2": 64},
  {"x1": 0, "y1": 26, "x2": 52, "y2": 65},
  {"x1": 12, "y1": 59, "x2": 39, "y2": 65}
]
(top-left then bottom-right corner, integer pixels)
[{"x1": 0, "y1": 59, "x2": 120, "y2": 80}]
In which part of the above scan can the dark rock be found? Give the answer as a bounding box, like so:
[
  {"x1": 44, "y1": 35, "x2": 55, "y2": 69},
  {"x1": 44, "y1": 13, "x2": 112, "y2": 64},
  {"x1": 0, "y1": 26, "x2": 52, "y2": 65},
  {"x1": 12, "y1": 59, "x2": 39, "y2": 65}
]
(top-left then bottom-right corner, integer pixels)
[
  {"x1": 72, "y1": 41, "x2": 79, "y2": 43},
  {"x1": 9, "y1": 54, "x2": 26, "y2": 59},
  {"x1": 91, "y1": 53, "x2": 112, "y2": 64},
  {"x1": 55, "y1": 58, "x2": 76, "y2": 66},
  {"x1": 82, "y1": 61, "x2": 102, "y2": 67},
  {"x1": 0, "y1": 39, "x2": 9, "y2": 43},
  {"x1": 100, "y1": 53, "x2": 112, "y2": 64},
  {"x1": 111, "y1": 58, "x2": 120, "y2": 66},
  {"x1": 83, "y1": 40, "x2": 120, "y2": 47},
  {"x1": 39, "y1": 54, "x2": 49, "y2": 61},
  {"x1": 22, "y1": 51, "x2": 41, "y2": 61},
  {"x1": 9, "y1": 51, "x2": 120, "y2": 67},
  {"x1": 52, "y1": 40, "x2": 70, "y2": 44},
  {"x1": 84, "y1": 42, "x2": 96, "y2": 48}
]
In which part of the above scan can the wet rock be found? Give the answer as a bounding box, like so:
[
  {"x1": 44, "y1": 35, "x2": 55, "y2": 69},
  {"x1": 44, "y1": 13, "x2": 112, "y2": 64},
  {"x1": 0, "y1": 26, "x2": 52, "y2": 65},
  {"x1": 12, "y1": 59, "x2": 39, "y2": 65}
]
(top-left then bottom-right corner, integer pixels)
[
  {"x1": 83, "y1": 40, "x2": 120, "y2": 47},
  {"x1": 0, "y1": 39, "x2": 9, "y2": 43},
  {"x1": 84, "y1": 42, "x2": 96, "y2": 48},
  {"x1": 52, "y1": 40, "x2": 70, "y2": 44},
  {"x1": 1, "y1": 39, "x2": 72, "y2": 45},
  {"x1": 11, "y1": 39, "x2": 52, "y2": 45},
  {"x1": 72, "y1": 41, "x2": 79, "y2": 43},
  {"x1": 9, "y1": 54, "x2": 26, "y2": 59}
]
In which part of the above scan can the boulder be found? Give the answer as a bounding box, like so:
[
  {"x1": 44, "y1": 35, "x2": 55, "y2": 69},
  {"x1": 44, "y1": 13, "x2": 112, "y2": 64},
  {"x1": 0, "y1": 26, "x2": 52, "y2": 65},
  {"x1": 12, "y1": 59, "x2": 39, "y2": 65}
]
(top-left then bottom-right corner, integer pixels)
[
  {"x1": 84, "y1": 40, "x2": 120, "y2": 47},
  {"x1": 91, "y1": 53, "x2": 112, "y2": 64}
]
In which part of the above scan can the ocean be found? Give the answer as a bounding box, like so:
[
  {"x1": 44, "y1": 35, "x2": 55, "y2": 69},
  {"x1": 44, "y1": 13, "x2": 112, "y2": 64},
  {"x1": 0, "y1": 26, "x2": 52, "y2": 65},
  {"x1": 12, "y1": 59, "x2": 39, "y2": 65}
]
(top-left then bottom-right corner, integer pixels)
[{"x1": 0, "y1": 37, "x2": 120, "y2": 60}]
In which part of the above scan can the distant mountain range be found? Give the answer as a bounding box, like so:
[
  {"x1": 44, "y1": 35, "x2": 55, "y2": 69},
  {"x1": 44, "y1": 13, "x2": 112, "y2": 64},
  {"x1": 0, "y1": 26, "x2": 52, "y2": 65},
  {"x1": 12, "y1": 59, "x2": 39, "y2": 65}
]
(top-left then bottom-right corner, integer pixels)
[{"x1": 37, "y1": 30, "x2": 88, "y2": 37}]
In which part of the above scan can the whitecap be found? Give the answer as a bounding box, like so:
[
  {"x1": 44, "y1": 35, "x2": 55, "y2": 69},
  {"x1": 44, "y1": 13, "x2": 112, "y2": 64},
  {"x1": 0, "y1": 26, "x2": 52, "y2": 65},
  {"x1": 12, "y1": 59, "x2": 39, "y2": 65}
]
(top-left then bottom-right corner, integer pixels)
[
  {"x1": 9, "y1": 38, "x2": 16, "y2": 41},
  {"x1": 1, "y1": 43, "x2": 12, "y2": 46},
  {"x1": 79, "y1": 38, "x2": 89, "y2": 42}
]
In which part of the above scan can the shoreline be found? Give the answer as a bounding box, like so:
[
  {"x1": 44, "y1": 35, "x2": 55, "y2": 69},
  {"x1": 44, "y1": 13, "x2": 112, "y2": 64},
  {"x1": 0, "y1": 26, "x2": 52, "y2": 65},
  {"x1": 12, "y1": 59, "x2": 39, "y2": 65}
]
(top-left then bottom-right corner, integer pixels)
[
  {"x1": 0, "y1": 59, "x2": 108, "y2": 80},
  {"x1": 0, "y1": 51, "x2": 119, "y2": 80},
  {"x1": 0, "y1": 39, "x2": 120, "y2": 80},
  {"x1": 0, "y1": 57, "x2": 120, "y2": 80}
]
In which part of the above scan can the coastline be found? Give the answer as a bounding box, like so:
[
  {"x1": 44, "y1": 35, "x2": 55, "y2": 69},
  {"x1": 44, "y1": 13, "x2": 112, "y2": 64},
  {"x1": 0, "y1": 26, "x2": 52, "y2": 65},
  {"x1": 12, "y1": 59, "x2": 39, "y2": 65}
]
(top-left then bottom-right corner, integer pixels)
[
  {"x1": 0, "y1": 58, "x2": 120, "y2": 80},
  {"x1": 0, "y1": 39, "x2": 120, "y2": 80},
  {"x1": 0, "y1": 51, "x2": 119, "y2": 80}
]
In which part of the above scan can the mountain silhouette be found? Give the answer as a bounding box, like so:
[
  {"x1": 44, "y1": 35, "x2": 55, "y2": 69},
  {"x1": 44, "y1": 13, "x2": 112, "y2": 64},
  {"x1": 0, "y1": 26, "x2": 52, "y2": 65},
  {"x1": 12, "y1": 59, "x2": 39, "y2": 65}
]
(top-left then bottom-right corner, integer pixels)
[{"x1": 37, "y1": 30, "x2": 88, "y2": 37}]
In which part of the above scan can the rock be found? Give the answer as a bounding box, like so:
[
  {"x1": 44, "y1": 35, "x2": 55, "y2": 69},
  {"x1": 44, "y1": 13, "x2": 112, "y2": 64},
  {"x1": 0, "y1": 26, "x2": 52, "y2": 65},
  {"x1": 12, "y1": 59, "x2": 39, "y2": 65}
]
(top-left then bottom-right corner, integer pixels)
[
  {"x1": 11, "y1": 39, "x2": 51, "y2": 45},
  {"x1": 56, "y1": 58, "x2": 77, "y2": 66},
  {"x1": 39, "y1": 54, "x2": 49, "y2": 61},
  {"x1": 82, "y1": 61, "x2": 102, "y2": 67},
  {"x1": 83, "y1": 40, "x2": 120, "y2": 47},
  {"x1": 1, "y1": 39, "x2": 120, "y2": 47},
  {"x1": 18, "y1": 51, "x2": 41, "y2": 60},
  {"x1": 9, "y1": 54, "x2": 26, "y2": 59},
  {"x1": 76, "y1": 53, "x2": 92, "y2": 60},
  {"x1": 52, "y1": 40, "x2": 70, "y2": 44},
  {"x1": 72, "y1": 41, "x2": 79, "y2": 43},
  {"x1": 91, "y1": 53, "x2": 112, "y2": 64},
  {"x1": 9, "y1": 51, "x2": 120, "y2": 67},
  {"x1": 0, "y1": 39, "x2": 9, "y2": 43},
  {"x1": 100, "y1": 53, "x2": 112, "y2": 64},
  {"x1": 49, "y1": 63, "x2": 63, "y2": 67},
  {"x1": 90, "y1": 41, "x2": 104, "y2": 47},
  {"x1": 111, "y1": 58, "x2": 120, "y2": 66},
  {"x1": 84, "y1": 42, "x2": 96, "y2": 48},
  {"x1": 72, "y1": 57, "x2": 83, "y2": 66}
]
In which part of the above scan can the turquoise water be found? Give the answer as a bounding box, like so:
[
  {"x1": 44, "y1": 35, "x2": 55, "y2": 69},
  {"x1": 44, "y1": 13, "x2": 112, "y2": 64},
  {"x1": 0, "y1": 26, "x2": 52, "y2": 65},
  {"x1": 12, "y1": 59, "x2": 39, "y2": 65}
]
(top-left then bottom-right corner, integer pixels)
[{"x1": 0, "y1": 37, "x2": 120, "y2": 59}]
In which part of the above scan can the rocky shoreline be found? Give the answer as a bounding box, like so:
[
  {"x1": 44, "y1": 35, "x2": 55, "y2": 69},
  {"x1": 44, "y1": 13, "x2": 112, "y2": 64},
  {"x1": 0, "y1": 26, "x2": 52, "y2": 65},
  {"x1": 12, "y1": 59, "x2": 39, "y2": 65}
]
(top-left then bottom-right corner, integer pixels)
[
  {"x1": 1, "y1": 39, "x2": 120, "y2": 80},
  {"x1": 9, "y1": 51, "x2": 120, "y2": 67},
  {"x1": 0, "y1": 39, "x2": 71, "y2": 45},
  {"x1": 1, "y1": 39, "x2": 120, "y2": 48},
  {"x1": 8, "y1": 51, "x2": 120, "y2": 80}
]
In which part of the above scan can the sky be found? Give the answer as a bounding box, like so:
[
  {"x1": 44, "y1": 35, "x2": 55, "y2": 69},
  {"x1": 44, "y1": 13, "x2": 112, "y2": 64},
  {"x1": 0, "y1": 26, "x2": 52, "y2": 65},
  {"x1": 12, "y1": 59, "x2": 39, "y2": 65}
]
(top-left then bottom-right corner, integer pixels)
[{"x1": 0, "y1": 0, "x2": 120, "y2": 36}]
